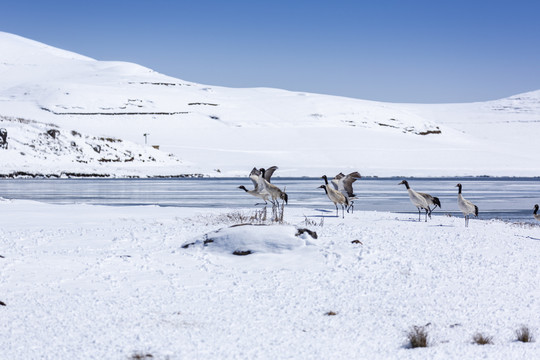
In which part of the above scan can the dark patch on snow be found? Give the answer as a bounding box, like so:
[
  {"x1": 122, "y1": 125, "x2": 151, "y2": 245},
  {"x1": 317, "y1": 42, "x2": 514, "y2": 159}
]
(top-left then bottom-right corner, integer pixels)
[
  {"x1": 0, "y1": 171, "x2": 112, "y2": 178},
  {"x1": 188, "y1": 102, "x2": 218, "y2": 106},
  {"x1": 417, "y1": 130, "x2": 442, "y2": 135},
  {"x1": 295, "y1": 228, "x2": 318, "y2": 239},
  {"x1": 40, "y1": 106, "x2": 189, "y2": 116},
  {"x1": 46, "y1": 129, "x2": 60, "y2": 139},
  {"x1": 128, "y1": 81, "x2": 192, "y2": 87},
  {"x1": 232, "y1": 250, "x2": 252, "y2": 256}
]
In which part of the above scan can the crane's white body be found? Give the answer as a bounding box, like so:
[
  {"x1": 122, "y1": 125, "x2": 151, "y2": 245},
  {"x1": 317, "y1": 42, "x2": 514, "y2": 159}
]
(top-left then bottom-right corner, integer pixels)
[
  {"x1": 456, "y1": 183, "x2": 478, "y2": 227},
  {"x1": 320, "y1": 183, "x2": 349, "y2": 218},
  {"x1": 399, "y1": 180, "x2": 433, "y2": 222}
]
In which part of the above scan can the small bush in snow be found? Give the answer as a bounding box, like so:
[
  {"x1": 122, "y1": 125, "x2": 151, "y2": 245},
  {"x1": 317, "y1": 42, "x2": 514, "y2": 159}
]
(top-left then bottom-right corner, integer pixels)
[
  {"x1": 515, "y1": 325, "x2": 534, "y2": 343},
  {"x1": 304, "y1": 216, "x2": 324, "y2": 227},
  {"x1": 210, "y1": 206, "x2": 286, "y2": 226},
  {"x1": 216, "y1": 211, "x2": 255, "y2": 224},
  {"x1": 472, "y1": 332, "x2": 493, "y2": 345},
  {"x1": 271, "y1": 204, "x2": 285, "y2": 224},
  {"x1": 406, "y1": 326, "x2": 429, "y2": 348}
]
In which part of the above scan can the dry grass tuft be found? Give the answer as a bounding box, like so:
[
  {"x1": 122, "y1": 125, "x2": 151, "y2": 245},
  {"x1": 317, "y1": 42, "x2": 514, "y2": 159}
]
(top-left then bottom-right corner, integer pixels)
[
  {"x1": 211, "y1": 206, "x2": 286, "y2": 225},
  {"x1": 515, "y1": 325, "x2": 535, "y2": 343},
  {"x1": 472, "y1": 332, "x2": 493, "y2": 345},
  {"x1": 304, "y1": 216, "x2": 324, "y2": 227},
  {"x1": 406, "y1": 326, "x2": 429, "y2": 348}
]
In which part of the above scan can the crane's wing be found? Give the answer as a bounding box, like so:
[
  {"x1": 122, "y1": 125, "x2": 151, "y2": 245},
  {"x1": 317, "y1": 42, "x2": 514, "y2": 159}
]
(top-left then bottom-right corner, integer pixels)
[
  {"x1": 418, "y1": 192, "x2": 441, "y2": 208},
  {"x1": 249, "y1": 167, "x2": 260, "y2": 177},
  {"x1": 263, "y1": 166, "x2": 278, "y2": 182},
  {"x1": 340, "y1": 172, "x2": 361, "y2": 197},
  {"x1": 249, "y1": 167, "x2": 260, "y2": 190},
  {"x1": 249, "y1": 175, "x2": 259, "y2": 190},
  {"x1": 331, "y1": 173, "x2": 344, "y2": 190}
]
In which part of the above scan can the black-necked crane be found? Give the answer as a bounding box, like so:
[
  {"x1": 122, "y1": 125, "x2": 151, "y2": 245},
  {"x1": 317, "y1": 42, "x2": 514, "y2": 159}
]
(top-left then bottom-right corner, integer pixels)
[
  {"x1": 456, "y1": 183, "x2": 478, "y2": 227},
  {"x1": 320, "y1": 175, "x2": 349, "y2": 218},
  {"x1": 533, "y1": 204, "x2": 540, "y2": 221},
  {"x1": 237, "y1": 185, "x2": 269, "y2": 205},
  {"x1": 249, "y1": 166, "x2": 278, "y2": 184},
  {"x1": 398, "y1": 180, "x2": 438, "y2": 222},
  {"x1": 331, "y1": 172, "x2": 361, "y2": 213},
  {"x1": 237, "y1": 166, "x2": 275, "y2": 205},
  {"x1": 257, "y1": 167, "x2": 288, "y2": 208}
]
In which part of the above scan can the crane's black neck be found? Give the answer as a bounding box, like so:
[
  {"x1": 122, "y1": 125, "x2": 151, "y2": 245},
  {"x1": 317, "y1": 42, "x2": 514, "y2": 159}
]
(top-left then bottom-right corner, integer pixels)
[
  {"x1": 534, "y1": 205, "x2": 539, "y2": 215},
  {"x1": 322, "y1": 175, "x2": 329, "y2": 185}
]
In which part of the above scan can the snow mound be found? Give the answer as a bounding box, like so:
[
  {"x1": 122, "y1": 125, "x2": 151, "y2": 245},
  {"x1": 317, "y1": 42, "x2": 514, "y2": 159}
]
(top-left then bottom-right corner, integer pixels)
[{"x1": 184, "y1": 224, "x2": 318, "y2": 255}]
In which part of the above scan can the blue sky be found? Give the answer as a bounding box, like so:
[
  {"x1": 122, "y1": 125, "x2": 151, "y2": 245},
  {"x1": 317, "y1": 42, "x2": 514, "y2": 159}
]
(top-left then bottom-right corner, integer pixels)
[{"x1": 2, "y1": 0, "x2": 540, "y2": 103}]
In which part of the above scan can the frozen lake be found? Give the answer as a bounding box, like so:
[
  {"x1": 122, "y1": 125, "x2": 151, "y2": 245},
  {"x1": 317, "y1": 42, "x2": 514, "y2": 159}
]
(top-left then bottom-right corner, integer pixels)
[{"x1": 1, "y1": 177, "x2": 540, "y2": 222}]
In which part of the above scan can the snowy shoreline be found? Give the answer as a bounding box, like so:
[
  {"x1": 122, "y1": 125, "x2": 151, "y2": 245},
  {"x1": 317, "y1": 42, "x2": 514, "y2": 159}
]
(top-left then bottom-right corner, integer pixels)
[
  {"x1": 0, "y1": 172, "x2": 206, "y2": 179},
  {"x1": 1, "y1": 173, "x2": 539, "y2": 179},
  {"x1": 1, "y1": 200, "x2": 538, "y2": 359}
]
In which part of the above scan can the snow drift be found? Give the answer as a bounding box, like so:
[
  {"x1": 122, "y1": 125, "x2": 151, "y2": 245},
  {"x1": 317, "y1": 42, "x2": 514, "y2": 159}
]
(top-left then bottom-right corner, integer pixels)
[{"x1": 183, "y1": 224, "x2": 318, "y2": 255}]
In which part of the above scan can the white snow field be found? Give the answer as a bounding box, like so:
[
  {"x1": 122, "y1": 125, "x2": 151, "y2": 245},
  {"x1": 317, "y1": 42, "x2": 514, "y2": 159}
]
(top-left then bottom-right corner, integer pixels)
[
  {"x1": 1, "y1": 30, "x2": 539, "y2": 360},
  {"x1": 1, "y1": 200, "x2": 539, "y2": 359},
  {"x1": 1, "y1": 31, "x2": 540, "y2": 177}
]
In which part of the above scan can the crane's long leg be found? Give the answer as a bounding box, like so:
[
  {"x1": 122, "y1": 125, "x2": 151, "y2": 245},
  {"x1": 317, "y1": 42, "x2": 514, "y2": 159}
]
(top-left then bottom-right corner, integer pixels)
[
  {"x1": 347, "y1": 201, "x2": 354, "y2": 214},
  {"x1": 418, "y1": 208, "x2": 421, "y2": 222}
]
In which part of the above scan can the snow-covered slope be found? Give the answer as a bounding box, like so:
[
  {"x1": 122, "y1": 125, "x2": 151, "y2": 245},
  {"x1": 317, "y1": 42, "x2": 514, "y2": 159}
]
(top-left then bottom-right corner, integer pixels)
[
  {"x1": 0, "y1": 114, "x2": 189, "y2": 177},
  {"x1": 1, "y1": 31, "x2": 539, "y2": 177}
]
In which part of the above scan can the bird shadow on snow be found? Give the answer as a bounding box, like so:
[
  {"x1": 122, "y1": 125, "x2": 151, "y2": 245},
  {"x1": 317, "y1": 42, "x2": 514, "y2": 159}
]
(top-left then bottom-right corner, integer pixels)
[
  {"x1": 306, "y1": 209, "x2": 343, "y2": 218},
  {"x1": 393, "y1": 217, "x2": 427, "y2": 223},
  {"x1": 515, "y1": 234, "x2": 540, "y2": 241},
  {"x1": 393, "y1": 217, "x2": 456, "y2": 226}
]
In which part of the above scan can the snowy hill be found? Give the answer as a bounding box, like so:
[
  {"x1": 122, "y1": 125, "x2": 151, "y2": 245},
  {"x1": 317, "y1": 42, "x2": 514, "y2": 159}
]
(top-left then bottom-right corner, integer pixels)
[{"x1": 1, "y1": 31, "x2": 539, "y2": 177}]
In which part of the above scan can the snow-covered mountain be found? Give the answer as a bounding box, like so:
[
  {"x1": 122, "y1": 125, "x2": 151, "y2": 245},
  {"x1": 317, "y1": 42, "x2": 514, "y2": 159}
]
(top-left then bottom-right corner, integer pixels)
[{"x1": 1, "y1": 31, "x2": 539, "y2": 177}]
